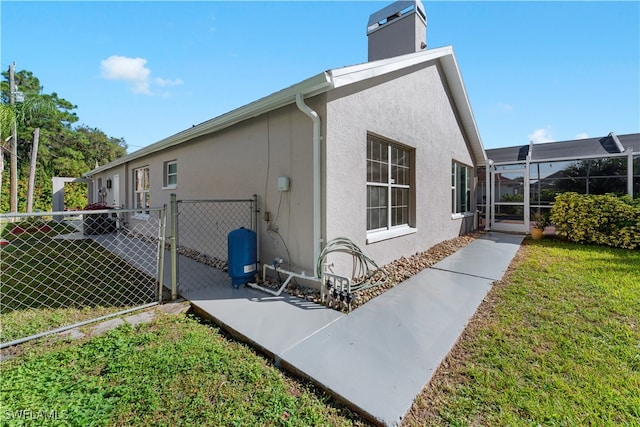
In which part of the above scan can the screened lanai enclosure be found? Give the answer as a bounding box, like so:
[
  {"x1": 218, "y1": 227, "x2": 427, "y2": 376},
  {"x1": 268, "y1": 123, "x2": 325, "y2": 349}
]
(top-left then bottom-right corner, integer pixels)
[{"x1": 478, "y1": 132, "x2": 640, "y2": 233}]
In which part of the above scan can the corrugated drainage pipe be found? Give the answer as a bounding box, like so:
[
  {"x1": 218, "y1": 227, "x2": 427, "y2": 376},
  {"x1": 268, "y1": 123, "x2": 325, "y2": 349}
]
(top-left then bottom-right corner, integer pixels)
[{"x1": 295, "y1": 93, "x2": 322, "y2": 275}]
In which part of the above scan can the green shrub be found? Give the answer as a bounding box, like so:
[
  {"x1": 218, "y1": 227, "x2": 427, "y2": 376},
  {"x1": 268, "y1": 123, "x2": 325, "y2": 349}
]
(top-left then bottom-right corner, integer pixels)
[{"x1": 551, "y1": 192, "x2": 640, "y2": 249}]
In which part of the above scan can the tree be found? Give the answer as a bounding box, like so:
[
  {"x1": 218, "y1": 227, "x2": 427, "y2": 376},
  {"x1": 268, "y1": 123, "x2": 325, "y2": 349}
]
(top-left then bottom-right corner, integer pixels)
[
  {"x1": 0, "y1": 104, "x2": 17, "y2": 202},
  {"x1": 18, "y1": 96, "x2": 57, "y2": 212},
  {"x1": 2, "y1": 69, "x2": 63, "y2": 212},
  {"x1": 555, "y1": 158, "x2": 628, "y2": 195},
  {"x1": 1, "y1": 68, "x2": 127, "y2": 213}
]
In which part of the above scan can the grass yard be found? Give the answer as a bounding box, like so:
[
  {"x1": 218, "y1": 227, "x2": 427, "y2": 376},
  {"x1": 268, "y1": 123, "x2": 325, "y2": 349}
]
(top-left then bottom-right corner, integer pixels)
[
  {"x1": 1, "y1": 221, "x2": 157, "y2": 343},
  {"x1": 406, "y1": 238, "x2": 640, "y2": 426},
  {"x1": 0, "y1": 313, "x2": 366, "y2": 426},
  {"x1": 2, "y1": 235, "x2": 639, "y2": 426}
]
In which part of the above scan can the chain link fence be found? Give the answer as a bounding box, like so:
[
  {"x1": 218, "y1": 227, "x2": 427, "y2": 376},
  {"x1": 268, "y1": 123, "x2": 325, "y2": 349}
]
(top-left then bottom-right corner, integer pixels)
[
  {"x1": 173, "y1": 197, "x2": 258, "y2": 295},
  {"x1": 1, "y1": 208, "x2": 166, "y2": 347}
]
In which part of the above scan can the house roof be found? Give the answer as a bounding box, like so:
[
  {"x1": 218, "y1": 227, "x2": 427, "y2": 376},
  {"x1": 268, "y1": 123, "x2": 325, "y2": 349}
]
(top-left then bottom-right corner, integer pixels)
[
  {"x1": 486, "y1": 133, "x2": 640, "y2": 165},
  {"x1": 86, "y1": 46, "x2": 486, "y2": 176}
]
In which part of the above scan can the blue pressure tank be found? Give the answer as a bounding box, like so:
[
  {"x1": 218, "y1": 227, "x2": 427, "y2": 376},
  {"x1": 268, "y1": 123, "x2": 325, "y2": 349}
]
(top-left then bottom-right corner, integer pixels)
[{"x1": 227, "y1": 227, "x2": 257, "y2": 288}]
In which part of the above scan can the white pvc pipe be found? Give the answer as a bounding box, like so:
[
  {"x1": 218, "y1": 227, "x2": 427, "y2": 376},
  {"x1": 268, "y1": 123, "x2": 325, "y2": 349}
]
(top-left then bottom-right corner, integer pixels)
[
  {"x1": 295, "y1": 93, "x2": 322, "y2": 277},
  {"x1": 247, "y1": 264, "x2": 320, "y2": 297}
]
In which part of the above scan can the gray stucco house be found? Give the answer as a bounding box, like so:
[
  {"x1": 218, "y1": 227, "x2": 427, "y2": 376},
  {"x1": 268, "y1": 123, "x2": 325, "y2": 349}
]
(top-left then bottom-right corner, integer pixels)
[{"x1": 84, "y1": 1, "x2": 486, "y2": 278}]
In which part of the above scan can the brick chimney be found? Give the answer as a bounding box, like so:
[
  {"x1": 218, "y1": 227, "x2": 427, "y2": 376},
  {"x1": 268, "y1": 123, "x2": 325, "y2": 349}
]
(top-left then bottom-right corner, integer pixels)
[{"x1": 367, "y1": 0, "x2": 427, "y2": 62}]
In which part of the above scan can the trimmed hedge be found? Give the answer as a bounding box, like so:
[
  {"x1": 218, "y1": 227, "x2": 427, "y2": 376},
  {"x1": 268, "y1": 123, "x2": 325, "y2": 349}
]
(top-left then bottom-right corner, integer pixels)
[{"x1": 550, "y1": 193, "x2": 640, "y2": 249}]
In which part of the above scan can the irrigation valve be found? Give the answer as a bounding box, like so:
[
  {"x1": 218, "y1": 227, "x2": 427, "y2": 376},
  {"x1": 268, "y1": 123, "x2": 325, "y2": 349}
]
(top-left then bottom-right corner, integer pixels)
[{"x1": 320, "y1": 272, "x2": 353, "y2": 311}]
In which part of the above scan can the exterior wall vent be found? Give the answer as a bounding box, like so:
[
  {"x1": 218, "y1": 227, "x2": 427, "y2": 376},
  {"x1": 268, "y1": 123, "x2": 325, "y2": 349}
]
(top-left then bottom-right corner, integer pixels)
[{"x1": 367, "y1": 0, "x2": 427, "y2": 62}]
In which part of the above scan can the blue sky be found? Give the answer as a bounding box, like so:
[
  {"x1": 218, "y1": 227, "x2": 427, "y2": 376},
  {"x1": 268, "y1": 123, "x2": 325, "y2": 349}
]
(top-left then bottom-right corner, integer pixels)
[{"x1": 1, "y1": 1, "x2": 638, "y2": 151}]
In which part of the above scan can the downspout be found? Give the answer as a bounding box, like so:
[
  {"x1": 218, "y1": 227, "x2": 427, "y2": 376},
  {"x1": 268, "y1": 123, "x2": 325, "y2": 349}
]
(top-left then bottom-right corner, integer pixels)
[
  {"x1": 486, "y1": 160, "x2": 492, "y2": 231},
  {"x1": 295, "y1": 93, "x2": 322, "y2": 276}
]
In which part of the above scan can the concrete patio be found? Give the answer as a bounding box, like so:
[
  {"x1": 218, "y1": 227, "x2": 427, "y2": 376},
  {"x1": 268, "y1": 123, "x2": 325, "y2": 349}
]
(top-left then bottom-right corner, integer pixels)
[{"x1": 183, "y1": 232, "x2": 524, "y2": 426}]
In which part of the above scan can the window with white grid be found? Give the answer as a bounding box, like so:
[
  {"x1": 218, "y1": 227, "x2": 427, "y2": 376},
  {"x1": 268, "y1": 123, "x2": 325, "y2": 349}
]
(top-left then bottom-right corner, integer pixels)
[
  {"x1": 163, "y1": 160, "x2": 177, "y2": 189},
  {"x1": 134, "y1": 166, "x2": 150, "y2": 216},
  {"x1": 366, "y1": 135, "x2": 412, "y2": 232}
]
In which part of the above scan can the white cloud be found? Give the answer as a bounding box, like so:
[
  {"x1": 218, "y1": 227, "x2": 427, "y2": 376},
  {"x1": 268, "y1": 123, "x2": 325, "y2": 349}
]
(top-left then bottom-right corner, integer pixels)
[
  {"x1": 100, "y1": 55, "x2": 151, "y2": 94},
  {"x1": 498, "y1": 102, "x2": 514, "y2": 112},
  {"x1": 154, "y1": 77, "x2": 184, "y2": 87},
  {"x1": 575, "y1": 132, "x2": 589, "y2": 139},
  {"x1": 100, "y1": 55, "x2": 183, "y2": 95},
  {"x1": 528, "y1": 127, "x2": 555, "y2": 144}
]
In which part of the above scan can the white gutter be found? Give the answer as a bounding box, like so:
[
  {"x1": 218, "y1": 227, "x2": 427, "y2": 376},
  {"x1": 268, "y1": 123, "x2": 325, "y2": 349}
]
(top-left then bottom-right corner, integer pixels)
[
  {"x1": 295, "y1": 93, "x2": 322, "y2": 275},
  {"x1": 85, "y1": 72, "x2": 332, "y2": 177},
  {"x1": 86, "y1": 47, "x2": 485, "y2": 176}
]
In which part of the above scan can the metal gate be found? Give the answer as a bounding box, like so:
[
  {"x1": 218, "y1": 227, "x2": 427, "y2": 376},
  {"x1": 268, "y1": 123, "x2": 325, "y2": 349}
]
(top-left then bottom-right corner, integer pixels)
[{"x1": 170, "y1": 196, "x2": 258, "y2": 296}]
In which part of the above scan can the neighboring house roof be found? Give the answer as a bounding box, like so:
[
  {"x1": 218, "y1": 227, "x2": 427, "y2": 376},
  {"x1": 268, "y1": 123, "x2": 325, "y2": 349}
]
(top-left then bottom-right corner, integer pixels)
[
  {"x1": 86, "y1": 46, "x2": 486, "y2": 176},
  {"x1": 486, "y1": 133, "x2": 640, "y2": 164},
  {"x1": 486, "y1": 145, "x2": 531, "y2": 163}
]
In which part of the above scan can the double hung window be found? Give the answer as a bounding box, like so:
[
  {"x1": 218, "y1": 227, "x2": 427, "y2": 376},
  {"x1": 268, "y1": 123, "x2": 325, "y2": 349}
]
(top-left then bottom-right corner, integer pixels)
[
  {"x1": 164, "y1": 160, "x2": 177, "y2": 189},
  {"x1": 367, "y1": 135, "x2": 411, "y2": 232},
  {"x1": 134, "y1": 166, "x2": 150, "y2": 216}
]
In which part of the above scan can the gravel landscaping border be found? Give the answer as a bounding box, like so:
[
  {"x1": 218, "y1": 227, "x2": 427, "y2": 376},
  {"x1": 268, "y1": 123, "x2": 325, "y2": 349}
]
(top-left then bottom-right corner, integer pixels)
[{"x1": 263, "y1": 232, "x2": 481, "y2": 313}]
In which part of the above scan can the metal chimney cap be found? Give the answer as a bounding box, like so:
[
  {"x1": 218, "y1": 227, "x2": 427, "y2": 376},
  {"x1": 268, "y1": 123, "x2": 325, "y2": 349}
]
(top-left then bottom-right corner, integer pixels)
[{"x1": 367, "y1": 0, "x2": 426, "y2": 34}]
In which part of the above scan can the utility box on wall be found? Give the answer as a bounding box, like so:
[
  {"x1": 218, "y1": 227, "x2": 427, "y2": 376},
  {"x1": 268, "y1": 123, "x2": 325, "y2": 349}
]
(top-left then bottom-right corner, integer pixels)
[{"x1": 277, "y1": 176, "x2": 290, "y2": 192}]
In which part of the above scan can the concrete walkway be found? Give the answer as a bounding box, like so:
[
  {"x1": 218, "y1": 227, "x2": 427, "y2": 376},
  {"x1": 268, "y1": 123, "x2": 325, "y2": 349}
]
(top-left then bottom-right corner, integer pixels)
[{"x1": 186, "y1": 232, "x2": 523, "y2": 426}]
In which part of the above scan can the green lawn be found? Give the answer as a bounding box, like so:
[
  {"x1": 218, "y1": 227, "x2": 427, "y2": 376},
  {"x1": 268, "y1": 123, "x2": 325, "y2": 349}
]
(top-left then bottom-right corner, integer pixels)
[
  {"x1": 1, "y1": 313, "x2": 366, "y2": 426},
  {"x1": 407, "y1": 238, "x2": 640, "y2": 426},
  {"x1": 1, "y1": 220, "x2": 157, "y2": 343},
  {"x1": 3, "y1": 237, "x2": 639, "y2": 426}
]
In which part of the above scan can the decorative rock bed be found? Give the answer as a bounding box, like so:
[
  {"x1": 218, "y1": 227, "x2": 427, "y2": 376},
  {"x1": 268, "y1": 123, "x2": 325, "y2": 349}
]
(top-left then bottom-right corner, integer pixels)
[{"x1": 257, "y1": 233, "x2": 480, "y2": 313}]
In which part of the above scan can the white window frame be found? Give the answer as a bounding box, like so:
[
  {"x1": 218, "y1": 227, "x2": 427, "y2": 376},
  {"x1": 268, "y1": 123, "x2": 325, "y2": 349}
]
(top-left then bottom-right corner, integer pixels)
[
  {"x1": 452, "y1": 161, "x2": 473, "y2": 218},
  {"x1": 133, "y1": 166, "x2": 150, "y2": 218},
  {"x1": 163, "y1": 160, "x2": 177, "y2": 190},
  {"x1": 366, "y1": 135, "x2": 416, "y2": 243}
]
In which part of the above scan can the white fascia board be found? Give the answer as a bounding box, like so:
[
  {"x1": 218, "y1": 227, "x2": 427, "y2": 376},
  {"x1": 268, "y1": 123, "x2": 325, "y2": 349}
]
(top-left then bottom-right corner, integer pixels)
[
  {"x1": 329, "y1": 46, "x2": 454, "y2": 88},
  {"x1": 329, "y1": 47, "x2": 486, "y2": 166},
  {"x1": 86, "y1": 72, "x2": 333, "y2": 177},
  {"x1": 437, "y1": 51, "x2": 487, "y2": 166},
  {"x1": 87, "y1": 47, "x2": 488, "y2": 175}
]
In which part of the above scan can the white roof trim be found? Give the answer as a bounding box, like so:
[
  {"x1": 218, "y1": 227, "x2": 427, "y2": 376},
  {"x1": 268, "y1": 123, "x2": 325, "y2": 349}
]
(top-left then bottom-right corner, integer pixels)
[
  {"x1": 608, "y1": 132, "x2": 626, "y2": 153},
  {"x1": 331, "y1": 46, "x2": 452, "y2": 86},
  {"x1": 436, "y1": 50, "x2": 487, "y2": 165},
  {"x1": 86, "y1": 46, "x2": 486, "y2": 176},
  {"x1": 87, "y1": 72, "x2": 333, "y2": 176},
  {"x1": 329, "y1": 46, "x2": 486, "y2": 164}
]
